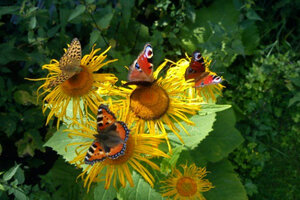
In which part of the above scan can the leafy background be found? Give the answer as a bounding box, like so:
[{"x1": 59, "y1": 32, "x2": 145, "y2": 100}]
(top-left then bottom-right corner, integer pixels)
[{"x1": 0, "y1": 0, "x2": 299, "y2": 199}]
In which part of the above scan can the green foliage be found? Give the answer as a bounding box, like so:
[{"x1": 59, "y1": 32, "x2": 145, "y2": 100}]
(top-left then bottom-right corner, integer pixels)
[
  {"x1": 118, "y1": 172, "x2": 163, "y2": 200},
  {"x1": 1, "y1": 0, "x2": 299, "y2": 199},
  {"x1": 204, "y1": 159, "x2": 248, "y2": 200},
  {"x1": 0, "y1": 165, "x2": 28, "y2": 200},
  {"x1": 224, "y1": 37, "x2": 300, "y2": 198}
]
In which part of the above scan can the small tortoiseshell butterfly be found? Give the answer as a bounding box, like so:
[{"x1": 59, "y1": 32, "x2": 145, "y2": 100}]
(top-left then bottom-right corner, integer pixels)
[
  {"x1": 84, "y1": 104, "x2": 130, "y2": 165},
  {"x1": 124, "y1": 43, "x2": 155, "y2": 86},
  {"x1": 48, "y1": 38, "x2": 82, "y2": 88},
  {"x1": 185, "y1": 51, "x2": 222, "y2": 87}
]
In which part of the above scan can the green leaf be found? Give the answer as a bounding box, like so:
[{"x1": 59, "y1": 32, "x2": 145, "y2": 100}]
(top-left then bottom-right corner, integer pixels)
[
  {"x1": 160, "y1": 145, "x2": 184, "y2": 173},
  {"x1": 241, "y1": 21, "x2": 260, "y2": 55},
  {"x1": 68, "y1": 5, "x2": 86, "y2": 22},
  {"x1": 89, "y1": 30, "x2": 100, "y2": 48},
  {"x1": 168, "y1": 113, "x2": 216, "y2": 150},
  {"x1": 13, "y1": 90, "x2": 35, "y2": 105},
  {"x1": 193, "y1": 108, "x2": 244, "y2": 162},
  {"x1": 204, "y1": 159, "x2": 248, "y2": 200},
  {"x1": 95, "y1": 6, "x2": 114, "y2": 29},
  {"x1": 39, "y1": 158, "x2": 84, "y2": 199},
  {"x1": 232, "y1": 39, "x2": 245, "y2": 55},
  {"x1": 29, "y1": 16, "x2": 37, "y2": 29},
  {"x1": 118, "y1": 171, "x2": 164, "y2": 200},
  {"x1": 244, "y1": 179, "x2": 258, "y2": 196},
  {"x1": 194, "y1": 0, "x2": 239, "y2": 36},
  {"x1": 13, "y1": 188, "x2": 28, "y2": 200},
  {"x1": 120, "y1": 0, "x2": 135, "y2": 27},
  {"x1": 246, "y1": 9, "x2": 262, "y2": 21},
  {"x1": 0, "y1": 144, "x2": 2, "y2": 156},
  {"x1": 0, "y1": 184, "x2": 4, "y2": 191},
  {"x1": 288, "y1": 92, "x2": 300, "y2": 107},
  {"x1": 3, "y1": 165, "x2": 20, "y2": 181},
  {"x1": 0, "y1": 6, "x2": 19, "y2": 17},
  {"x1": 44, "y1": 126, "x2": 91, "y2": 162},
  {"x1": 290, "y1": 77, "x2": 300, "y2": 87},
  {"x1": 93, "y1": 182, "x2": 117, "y2": 200},
  {"x1": 15, "y1": 130, "x2": 45, "y2": 157},
  {"x1": 199, "y1": 104, "x2": 231, "y2": 115},
  {"x1": 15, "y1": 168, "x2": 25, "y2": 185}
]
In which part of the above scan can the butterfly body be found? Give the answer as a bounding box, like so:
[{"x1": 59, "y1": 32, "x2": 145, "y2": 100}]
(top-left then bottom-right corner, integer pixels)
[
  {"x1": 125, "y1": 43, "x2": 155, "y2": 86},
  {"x1": 48, "y1": 38, "x2": 82, "y2": 88},
  {"x1": 85, "y1": 105, "x2": 130, "y2": 165},
  {"x1": 185, "y1": 51, "x2": 222, "y2": 87}
]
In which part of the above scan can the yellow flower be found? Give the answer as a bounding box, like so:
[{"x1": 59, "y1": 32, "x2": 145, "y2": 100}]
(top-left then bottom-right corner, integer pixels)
[
  {"x1": 27, "y1": 44, "x2": 118, "y2": 128},
  {"x1": 160, "y1": 163, "x2": 214, "y2": 200},
  {"x1": 66, "y1": 118, "x2": 169, "y2": 191},
  {"x1": 166, "y1": 53, "x2": 224, "y2": 102},
  {"x1": 100, "y1": 61, "x2": 201, "y2": 151}
]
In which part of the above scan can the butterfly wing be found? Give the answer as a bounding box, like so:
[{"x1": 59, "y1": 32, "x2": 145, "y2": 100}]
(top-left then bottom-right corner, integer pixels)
[
  {"x1": 185, "y1": 51, "x2": 206, "y2": 80},
  {"x1": 195, "y1": 75, "x2": 222, "y2": 88},
  {"x1": 84, "y1": 141, "x2": 107, "y2": 165},
  {"x1": 97, "y1": 104, "x2": 116, "y2": 132},
  {"x1": 48, "y1": 72, "x2": 71, "y2": 88},
  {"x1": 48, "y1": 38, "x2": 82, "y2": 88},
  {"x1": 59, "y1": 38, "x2": 82, "y2": 72},
  {"x1": 127, "y1": 43, "x2": 154, "y2": 85},
  {"x1": 106, "y1": 121, "x2": 130, "y2": 159}
]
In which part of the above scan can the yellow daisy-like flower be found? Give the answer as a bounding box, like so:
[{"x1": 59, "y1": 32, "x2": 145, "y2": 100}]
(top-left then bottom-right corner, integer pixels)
[
  {"x1": 166, "y1": 53, "x2": 224, "y2": 102},
  {"x1": 67, "y1": 119, "x2": 169, "y2": 191},
  {"x1": 99, "y1": 61, "x2": 201, "y2": 151},
  {"x1": 28, "y1": 44, "x2": 118, "y2": 128},
  {"x1": 160, "y1": 163, "x2": 214, "y2": 200}
]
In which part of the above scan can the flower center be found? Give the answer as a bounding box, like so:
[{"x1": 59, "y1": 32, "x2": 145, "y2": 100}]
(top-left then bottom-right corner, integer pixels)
[
  {"x1": 61, "y1": 65, "x2": 94, "y2": 97},
  {"x1": 105, "y1": 136, "x2": 135, "y2": 165},
  {"x1": 176, "y1": 177, "x2": 198, "y2": 197},
  {"x1": 130, "y1": 83, "x2": 169, "y2": 120}
]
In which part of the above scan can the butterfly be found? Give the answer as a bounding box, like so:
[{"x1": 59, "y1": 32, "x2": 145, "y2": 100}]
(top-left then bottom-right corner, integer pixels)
[
  {"x1": 48, "y1": 38, "x2": 82, "y2": 88},
  {"x1": 84, "y1": 104, "x2": 130, "y2": 165},
  {"x1": 124, "y1": 43, "x2": 155, "y2": 86},
  {"x1": 185, "y1": 51, "x2": 222, "y2": 88}
]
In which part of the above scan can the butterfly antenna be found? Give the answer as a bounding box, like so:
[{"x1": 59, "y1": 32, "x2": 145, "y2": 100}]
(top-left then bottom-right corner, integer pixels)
[{"x1": 209, "y1": 60, "x2": 217, "y2": 69}]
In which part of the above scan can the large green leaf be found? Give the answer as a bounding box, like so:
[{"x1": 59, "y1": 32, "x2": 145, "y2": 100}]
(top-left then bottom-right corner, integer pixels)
[
  {"x1": 118, "y1": 171, "x2": 164, "y2": 200},
  {"x1": 204, "y1": 159, "x2": 248, "y2": 200},
  {"x1": 44, "y1": 126, "x2": 91, "y2": 162},
  {"x1": 199, "y1": 104, "x2": 231, "y2": 115},
  {"x1": 168, "y1": 113, "x2": 216, "y2": 150},
  {"x1": 192, "y1": 108, "x2": 244, "y2": 163},
  {"x1": 93, "y1": 182, "x2": 117, "y2": 200}
]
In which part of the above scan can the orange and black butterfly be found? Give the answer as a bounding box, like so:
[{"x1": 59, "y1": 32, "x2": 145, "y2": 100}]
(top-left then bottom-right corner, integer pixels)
[
  {"x1": 84, "y1": 104, "x2": 130, "y2": 165},
  {"x1": 185, "y1": 51, "x2": 222, "y2": 87},
  {"x1": 124, "y1": 43, "x2": 155, "y2": 86},
  {"x1": 48, "y1": 38, "x2": 82, "y2": 88}
]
